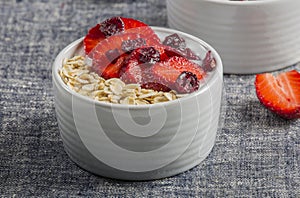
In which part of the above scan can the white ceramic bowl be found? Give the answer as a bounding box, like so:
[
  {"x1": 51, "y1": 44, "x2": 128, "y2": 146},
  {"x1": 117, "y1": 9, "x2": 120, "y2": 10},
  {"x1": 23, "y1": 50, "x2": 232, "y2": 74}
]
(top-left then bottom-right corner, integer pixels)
[
  {"x1": 52, "y1": 27, "x2": 223, "y2": 180},
  {"x1": 167, "y1": 0, "x2": 300, "y2": 74}
]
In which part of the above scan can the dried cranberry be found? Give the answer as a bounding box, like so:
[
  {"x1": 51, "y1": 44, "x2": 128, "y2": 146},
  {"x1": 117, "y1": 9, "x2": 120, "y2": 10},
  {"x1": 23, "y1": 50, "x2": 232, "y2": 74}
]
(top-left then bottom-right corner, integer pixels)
[
  {"x1": 163, "y1": 33, "x2": 186, "y2": 49},
  {"x1": 164, "y1": 47, "x2": 183, "y2": 58},
  {"x1": 164, "y1": 46, "x2": 200, "y2": 60},
  {"x1": 175, "y1": 71, "x2": 199, "y2": 93},
  {"x1": 202, "y1": 51, "x2": 216, "y2": 72},
  {"x1": 105, "y1": 48, "x2": 120, "y2": 63},
  {"x1": 137, "y1": 47, "x2": 160, "y2": 64},
  {"x1": 121, "y1": 38, "x2": 146, "y2": 53},
  {"x1": 178, "y1": 48, "x2": 200, "y2": 60},
  {"x1": 141, "y1": 82, "x2": 171, "y2": 92},
  {"x1": 99, "y1": 17, "x2": 125, "y2": 37}
]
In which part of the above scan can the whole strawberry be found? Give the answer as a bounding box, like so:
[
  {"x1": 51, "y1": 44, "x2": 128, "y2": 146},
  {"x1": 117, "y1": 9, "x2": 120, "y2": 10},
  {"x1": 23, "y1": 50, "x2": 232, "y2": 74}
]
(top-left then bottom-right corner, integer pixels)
[{"x1": 255, "y1": 70, "x2": 300, "y2": 119}]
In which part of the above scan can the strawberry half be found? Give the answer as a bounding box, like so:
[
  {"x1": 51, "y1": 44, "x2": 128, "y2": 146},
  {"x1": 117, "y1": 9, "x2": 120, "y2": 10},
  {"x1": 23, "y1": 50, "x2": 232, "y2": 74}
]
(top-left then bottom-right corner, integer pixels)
[
  {"x1": 83, "y1": 17, "x2": 160, "y2": 54},
  {"x1": 255, "y1": 70, "x2": 300, "y2": 119}
]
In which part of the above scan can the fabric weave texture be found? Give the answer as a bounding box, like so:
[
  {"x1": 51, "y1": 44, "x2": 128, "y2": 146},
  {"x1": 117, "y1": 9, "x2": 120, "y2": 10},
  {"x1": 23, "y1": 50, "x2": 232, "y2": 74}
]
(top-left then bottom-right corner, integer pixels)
[{"x1": 0, "y1": 0, "x2": 299, "y2": 197}]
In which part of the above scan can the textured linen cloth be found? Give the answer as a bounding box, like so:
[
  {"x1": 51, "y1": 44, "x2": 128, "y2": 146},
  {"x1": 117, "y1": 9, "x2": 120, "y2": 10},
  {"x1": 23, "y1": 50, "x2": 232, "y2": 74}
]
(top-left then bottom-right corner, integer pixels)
[{"x1": 0, "y1": 0, "x2": 299, "y2": 197}]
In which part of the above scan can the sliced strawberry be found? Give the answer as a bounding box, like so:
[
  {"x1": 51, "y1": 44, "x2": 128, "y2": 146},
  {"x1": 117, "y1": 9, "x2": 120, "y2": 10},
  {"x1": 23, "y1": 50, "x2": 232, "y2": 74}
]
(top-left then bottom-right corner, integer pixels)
[
  {"x1": 119, "y1": 46, "x2": 172, "y2": 88},
  {"x1": 120, "y1": 61, "x2": 172, "y2": 92},
  {"x1": 143, "y1": 45, "x2": 192, "y2": 61},
  {"x1": 122, "y1": 18, "x2": 161, "y2": 46},
  {"x1": 119, "y1": 47, "x2": 159, "y2": 84},
  {"x1": 120, "y1": 59, "x2": 153, "y2": 84},
  {"x1": 153, "y1": 56, "x2": 205, "y2": 80},
  {"x1": 101, "y1": 55, "x2": 126, "y2": 79},
  {"x1": 83, "y1": 17, "x2": 160, "y2": 54},
  {"x1": 142, "y1": 82, "x2": 171, "y2": 92},
  {"x1": 90, "y1": 33, "x2": 139, "y2": 75},
  {"x1": 84, "y1": 17, "x2": 125, "y2": 54},
  {"x1": 90, "y1": 32, "x2": 161, "y2": 78},
  {"x1": 83, "y1": 24, "x2": 106, "y2": 54},
  {"x1": 152, "y1": 56, "x2": 205, "y2": 92},
  {"x1": 151, "y1": 62, "x2": 181, "y2": 89},
  {"x1": 122, "y1": 17, "x2": 148, "y2": 29},
  {"x1": 255, "y1": 70, "x2": 300, "y2": 119}
]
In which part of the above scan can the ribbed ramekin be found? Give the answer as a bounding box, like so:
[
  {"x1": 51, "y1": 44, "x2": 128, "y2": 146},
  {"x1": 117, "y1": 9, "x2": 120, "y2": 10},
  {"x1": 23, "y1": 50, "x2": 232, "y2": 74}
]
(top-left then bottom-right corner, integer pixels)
[
  {"x1": 52, "y1": 27, "x2": 223, "y2": 180},
  {"x1": 167, "y1": 0, "x2": 300, "y2": 74}
]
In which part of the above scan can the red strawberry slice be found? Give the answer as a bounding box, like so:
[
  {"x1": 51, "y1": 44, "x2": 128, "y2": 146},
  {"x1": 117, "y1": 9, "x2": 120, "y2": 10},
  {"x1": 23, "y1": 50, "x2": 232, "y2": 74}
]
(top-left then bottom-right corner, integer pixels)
[
  {"x1": 152, "y1": 56, "x2": 205, "y2": 92},
  {"x1": 152, "y1": 62, "x2": 181, "y2": 88},
  {"x1": 83, "y1": 23, "x2": 106, "y2": 54},
  {"x1": 122, "y1": 18, "x2": 160, "y2": 45},
  {"x1": 90, "y1": 32, "x2": 161, "y2": 79},
  {"x1": 153, "y1": 56, "x2": 205, "y2": 81},
  {"x1": 120, "y1": 60, "x2": 171, "y2": 92},
  {"x1": 255, "y1": 70, "x2": 300, "y2": 119},
  {"x1": 122, "y1": 17, "x2": 148, "y2": 29},
  {"x1": 83, "y1": 17, "x2": 160, "y2": 54},
  {"x1": 120, "y1": 61, "x2": 154, "y2": 84},
  {"x1": 89, "y1": 33, "x2": 142, "y2": 77},
  {"x1": 119, "y1": 46, "x2": 172, "y2": 92},
  {"x1": 101, "y1": 54, "x2": 126, "y2": 79},
  {"x1": 141, "y1": 82, "x2": 171, "y2": 92},
  {"x1": 119, "y1": 47, "x2": 157, "y2": 84}
]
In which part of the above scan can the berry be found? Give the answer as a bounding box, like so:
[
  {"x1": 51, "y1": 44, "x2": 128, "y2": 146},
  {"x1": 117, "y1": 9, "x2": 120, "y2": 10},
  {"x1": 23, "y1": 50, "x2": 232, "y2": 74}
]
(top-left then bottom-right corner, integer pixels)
[
  {"x1": 83, "y1": 17, "x2": 207, "y2": 95},
  {"x1": 99, "y1": 17, "x2": 124, "y2": 37},
  {"x1": 119, "y1": 48, "x2": 156, "y2": 84},
  {"x1": 164, "y1": 47, "x2": 200, "y2": 60},
  {"x1": 152, "y1": 56, "x2": 205, "y2": 92},
  {"x1": 175, "y1": 71, "x2": 199, "y2": 93},
  {"x1": 163, "y1": 33, "x2": 186, "y2": 49},
  {"x1": 202, "y1": 51, "x2": 216, "y2": 72},
  {"x1": 119, "y1": 45, "x2": 171, "y2": 84},
  {"x1": 84, "y1": 17, "x2": 160, "y2": 54},
  {"x1": 89, "y1": 32, "x2": 160, "y2": 78},
  {"x1": 90, "y1": 33, "x2": 142, "y2": 73},
  {"x1": 121, "y1": 38, "x2": 146, "y2": 53},
  {"x1": 83, "y1": 24, "x2": 106, "y2": 54},
  {"x1": 137, "y1": 47, "x2": 160, "y2": 64},
  {"x1": 162, "y1": 33, "x2": 200, "y2": 60},
  {"x1": 156, "y1": 56, "x2": 204, "y2": 80},
  {"x1": 255, "y1": 70, "x2": 300, "y2": 119},
  {"x1": 151, "y1": 62, "x2": 181, "y2": 89},
  {"x1": 105, "y1": 48, "x2": 120, "y2": 63},
  {"x1": 179, "y1": 48, "x2": 200, "y2": 60},
  {"x1": 101, "y1": 55, "x2": 126, "y2": 79},
  {"x1": 141, "y1": 82, "x2": 171, "y2": 92},
  {"x1": 120, "y1": 61, "x2": 153, "y2": 84}
]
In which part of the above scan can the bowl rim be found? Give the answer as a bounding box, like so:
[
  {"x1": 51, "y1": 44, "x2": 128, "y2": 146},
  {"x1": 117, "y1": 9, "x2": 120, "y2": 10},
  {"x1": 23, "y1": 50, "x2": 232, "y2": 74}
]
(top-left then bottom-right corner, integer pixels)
[
  {"x1": 201, "y1": 0, "x2": 280, "y2": 6},
  {"x1": 52, "y1": 26, "x2": 223, "y2": 109}
]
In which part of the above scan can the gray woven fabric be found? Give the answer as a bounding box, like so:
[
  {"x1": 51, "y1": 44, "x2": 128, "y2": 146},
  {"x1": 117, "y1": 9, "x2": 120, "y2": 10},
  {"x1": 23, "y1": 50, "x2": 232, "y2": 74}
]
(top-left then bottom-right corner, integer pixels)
[{"x1": 1, "y1": 0, "x2": 299, "y2": 197}]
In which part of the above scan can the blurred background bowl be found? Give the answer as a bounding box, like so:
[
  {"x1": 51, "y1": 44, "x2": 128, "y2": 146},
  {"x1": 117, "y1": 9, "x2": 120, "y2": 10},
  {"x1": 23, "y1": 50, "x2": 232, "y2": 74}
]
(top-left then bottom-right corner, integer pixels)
[{"x1": 167, "y1": 0, "x2": 300, "y2": 74}]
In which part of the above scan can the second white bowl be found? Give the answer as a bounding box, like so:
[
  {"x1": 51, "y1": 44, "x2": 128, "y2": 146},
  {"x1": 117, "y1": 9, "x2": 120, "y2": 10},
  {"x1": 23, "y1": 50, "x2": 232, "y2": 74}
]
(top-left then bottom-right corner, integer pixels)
[{"x1": 167, "y1": 0, "x2": 300, "y2": 74}]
